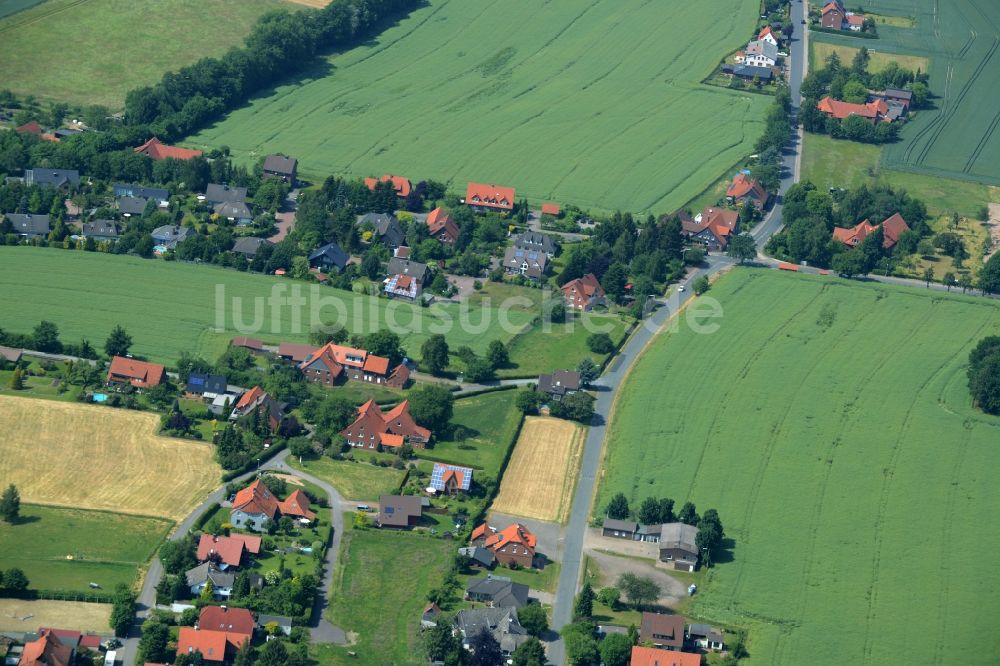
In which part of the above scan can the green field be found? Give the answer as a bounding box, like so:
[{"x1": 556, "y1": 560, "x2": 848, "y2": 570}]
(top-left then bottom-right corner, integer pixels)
[
  {"x1": 416, "y1": 389, "x2": 522, "y2": 475},
  {"x1": 321, "y1": 526, "x2": 453, "y2": 665},
  {"x1": 0, "y1": 0, "x2": 293, "y2": 107},
  {"x1": 0, "y1": 505, "x2": 170, "y2": 592},
  {"x1": 596, "y1": 269, "x2": 1000, "y2": 664},
  {"x1": 503, "y1": 312, "x2": 629, "y2": 378},
  {"x1": 0, "y1": 247, "x2": 536, "y2": 365},
  {"x1": 189, "y1": 0, "x2": 770, "y2": 213},
  {"x1": 288, "y1": 457, "x2": 405, "y2": 502}
]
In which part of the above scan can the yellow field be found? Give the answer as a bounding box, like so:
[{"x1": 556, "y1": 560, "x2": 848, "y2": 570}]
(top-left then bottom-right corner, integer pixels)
[
  {"x1": 0, "y1": 397, "x2": 221, "y2": 521},
  {"x1": 288, "y1": 0, "x2": 328, "y2": 6},
  {"x1": 0, "y1": 599, "x2": 111, "y2": 633},
  {"x1": 811, "y1": 40, "x2": 929, "y2": 74},
  {"x1": 492, "y1": 417, "x2": 585, "y2": 523}
]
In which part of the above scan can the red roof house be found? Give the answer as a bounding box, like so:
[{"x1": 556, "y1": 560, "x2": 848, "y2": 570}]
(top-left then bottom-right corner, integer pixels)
[
  {"x1": 196, "y1": 534, "x2": 262, "y2": 568},
  {"x1": 176, "y1": 627, "x2": 229, "y2": 663},
  {"x1": 541, "y1": 203, "x2": 561, "y2": 216},
  {"x1": 230, "y1": 336, "x2": 264, "y2": 352},
  {"x1": 427, "y1": 207, "x2": 460, "y2": 245},
  {"x1": 134, "y1": 137, "x2": 203, "y2": 161},
  {"x1": 229, "y1": 385, "x2": 283, "y2": 431},
  {"x1": 340, "y1": 399, "x2": 432, "y2": 449},
  {"x1": 466, "y1": 182, "x2": 515, "y2": 212},
  {"x1": 278, "y1": 489, "x2": 316, "y2": 521},
  {"x1": 298, "y1": 342, "x2": 399, "y2": 387},
  {"x1": 821, "y1": 1, "x2": 846, "y2": 29},
  {"x1": 198, "y1": 606, "x2": 254, "y2": 647},
  {"x1": 682, "y1": 207, "x2": 740, "y2": 250},
  {"x1": 15, "y1": 120, "x2": 43, "y2": 136},
  {"x1": 817, "y1": 96, "x2": 890, "y2": 123},
  {"x1": 630, "y1": 646, "x2": 702, "y2": 666},
  {"x1": 561, "y1": 273, "x2": 605, "y2": 310},
  {"x1": 229, "y1": 479, "x2": 280, "y2": 531},
  {"x1": 757, "y1": 25, "x2": 779, "y2": 45},
  {"x1": 832, "y1": 213, "x2": 910, "y2": 249},
  {"x1": 19, "y1": 630, "x2": 73, "y2": 666},
  {"x1": 726, "y1": 173, "x2": 769, "y2": 209},
  {"x1": 472, "y1": 522, "x2": 537, "y2": 568},
  {"x1": 106, "y1": 356, "x2": 166, "y2": 388},
  {"x1": 364, "y1": 174, "x2": 411, "y2": 198}
]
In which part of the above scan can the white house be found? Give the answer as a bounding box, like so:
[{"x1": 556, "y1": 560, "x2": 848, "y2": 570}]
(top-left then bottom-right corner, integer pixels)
[
  {"x1": 744, "y1": 39, "x2": 778, "y2": 68},
  {"x1": 757, "y1": 25, "x2": 780, "y2": 47}
]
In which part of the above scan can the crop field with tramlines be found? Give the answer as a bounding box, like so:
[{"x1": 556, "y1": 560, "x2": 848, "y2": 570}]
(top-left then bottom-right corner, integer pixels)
[
  {"x1": 596, "y1": 269, "x2": 1000, "y2": 664},
  {"x1": 189, "y1": 0, "x2": 770, "y2": 214}
]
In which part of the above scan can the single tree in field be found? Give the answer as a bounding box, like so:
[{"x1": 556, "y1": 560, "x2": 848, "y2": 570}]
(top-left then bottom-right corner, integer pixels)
[
  {"x1": 486, "y1": 339, "x2": 509, "y2": 369},
  {"x1": 950, "y1": 211, "x2": 960, "y2": 229},
  {"x1": 958, "y1": 273, "x2": 973, "y2": 294},
  {"x1": 573, "y1": 581, "x2": 595, "y2": 620},
  {"x1": 2, "y1": 568, "x2": 29, "y2": 591},
  {"x1": 420, "y1": 334, "x2": 450, "y2": 376},
  {"x1": 9, "y1": 368, "x2": 24, "y2": 390},
  {"x1": 0, "y1": 484, "x2": 20, "y2": 523},
  {"x1": 617, "y1": 572, "x2": 660, "y2": 609},
  {"x1": 105, "y1": 325, "x2": 133, "y2": 358},
  {"x1": 726, "y1": 233, "x2": 757, "y2": 264},
  {"x1": 606, "y1": 492, "x2": 630, "y2": 519},
  {"x1": 32, "y1": 320, "x2": 62, "y2": 353}
]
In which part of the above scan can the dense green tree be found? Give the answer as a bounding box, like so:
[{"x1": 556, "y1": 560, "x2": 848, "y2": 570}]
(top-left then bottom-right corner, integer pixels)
[
  {"x1": 511, "y1": 637, "x2": 547, "y2": 666},
  {"x1": 137, "y1": 619, "x2": 170, "y2": 664},
  {"x1": 463, "y1": 357, "x2": 495, "y2": 383},
  {"x1": 637, "y1": 497, "x2": 662, "y2": 526},
  {"x1": 8, "y1": 368, "x2": 23, "y2": 390},
  {"x1": 468, "y1": 627, "x2": 503, "y2": 666},
  {"x1": 32, "y1": 320, "x2": 62, "y2": 353},
  {"x1": 726, "y1": 233, "x2": 757, "y2": 264},
  {"x1": 561, "y1": 622, "x2": 599, "y2": 666},
  {"x1": 978, "y1": 253, "x2": 1000, "y2": 294},
  {"x1": 831, "y1": 249, "x2": 867, "y2": 278},
  {"x1": 573, "y1": 581, "x2": 595, "y2": 620},
  {"x1": 606, "y1": 492, "x2": 630, "y2": 519},
  {"x1": 362, "y1": 329, "x2": 405, "y2": 365},
  {"x1": 104, "y1": 324, "x2": 133, "y2": 358},
  {"x1": 599, "y1": 633, "x2": 633, "y2": 666},
  {"x1": 693, "y1": 276, "x2": 710, "y2": 295},
  {"x1": 586, "y1": 333, "x2": 614, "y2": 355},
  {"x1": 576, "y1": 358, "x2": 599, "y2": 385},
  {"x1": 424, "y1": 621, "x2": 463, "y2": 664},
  {"x1": 109, "y1": 583, "x2": 136, "y2": 637},
  {"x1": 678, "y1": 501, "x2": 699, "y2": 525},
  {"x1": 597, "y1": 587, "x2": 620, "y2": 610},
  {"x1": 616, "y1": 572, "x2": 660, "y2": 609},
  {"x1": 486, "y1": 340, "x2": 509, "y2": 370},
  {"x1": 550, "y1": 391, "x2": 594, "y2": 423},
  {"x1": 0, "y1": 484, "x2": 20, "y2": 523},
  {"x1": 2, "y1": 568, "x2": 28, "y2": 591},
  {"x1": 408, "y1": 384, "x2": 454, "y2": 433},
  {"x1": 518, "y1": 602, "x2": 548, "y2": 636},
  {"x1": 601, "y1": 262, "x2": 629, "y2": 304},
  {"x1": 257, "y1": 637, "x2": 288, "y2": 666},
  {"x1": 421, "y1": 334, "x2": 450, "y2": 376}
]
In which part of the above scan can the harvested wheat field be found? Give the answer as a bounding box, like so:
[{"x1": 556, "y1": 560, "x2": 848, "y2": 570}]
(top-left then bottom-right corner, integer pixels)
[
  {"x1": 492, "y1": 417, "x2": 585, "y2": 523},
  {"x1": 0, "y1": 396, "x2": 220, "y2": 521},
  {"x1": 0, "y1": 599, "x2": 111, "y2": 633}
]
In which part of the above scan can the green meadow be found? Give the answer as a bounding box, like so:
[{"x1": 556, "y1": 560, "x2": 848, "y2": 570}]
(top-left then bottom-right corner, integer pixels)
[
  {"x1": 190, "y1": 0, "x2": 769, "y2": 213},
  {"x1": 596, "y1": 269, "x2": 1000, "y2": 664}
]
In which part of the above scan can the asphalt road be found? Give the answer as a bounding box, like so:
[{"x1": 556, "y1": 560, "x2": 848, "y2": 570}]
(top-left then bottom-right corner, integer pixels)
[{"x1": 546, "y1": 1, "x2": 810, "y2": 662}]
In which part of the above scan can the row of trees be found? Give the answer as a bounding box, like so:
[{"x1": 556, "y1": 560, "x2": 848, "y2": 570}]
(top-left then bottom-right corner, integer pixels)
[
  {"x1": 606, "y1": 493, "x2": 727, "y2": 565},
  {"x1": 0, "y1": 319, "x2": 131, "y2": 359}
]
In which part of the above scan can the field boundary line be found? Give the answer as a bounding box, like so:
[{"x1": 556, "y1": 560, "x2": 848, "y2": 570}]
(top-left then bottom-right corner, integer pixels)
[{"x1": 19, "y1": 502, "x2": 175, "y2": 526}]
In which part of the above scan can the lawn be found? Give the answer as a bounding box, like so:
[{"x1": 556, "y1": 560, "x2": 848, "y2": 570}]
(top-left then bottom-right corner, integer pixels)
[
  {"x1": 596, "y1": 269, "x2": 1000, "y2": 664},
  {"x1": 287, "y1": 456, "x2": 405, "y2": 502},
  {"x1": 417, "y1": 390, "x2": 523, "y2": 476},
  {"x1": 0, "y1": 0, "x2": 295, "y2": 107},
  {"x1": 503, "y1": 312, "x2": 629, "y2": 378},
  {"x1": 0, "y1": 505, "x2": 170, "y2": 593},
  {"x1": 189, "y1": 0, "x2": 770, "y2": 214},
  {"x1": 0, "y1": 599, "x2": 111, "y2": 633},
  {"x1": 322, "y1": 526, "x2": 453, "y2": 665},
  {"x1": 0, "y1": 247, "x2": 534, "y2": 366},
  {"x1": 809, "y1": 39, "x2": 929, "y2": 74},
  {"x1": 0, "y1": 396, "x2": 220, "y2": 521}
]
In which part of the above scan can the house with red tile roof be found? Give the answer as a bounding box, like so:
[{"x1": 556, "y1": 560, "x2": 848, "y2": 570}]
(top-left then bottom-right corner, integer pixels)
[
  {"x1": 682, "y1": 207, "x2": 740, "y2": 251},
  {"x1": 427, "y1": 207, "x2": 460, "y2": 245},
  {"x1": 561, "y1": 273, "x2": 605, "y2": 311},
  {"x1": 832, "y1": 213, "x2": 910, "y2": 249},
  {"x1": 106, "y1": 356, "x2": 166, "y2": 388},
  {"x1": 821, "y1": 0, "x2": 846, "y2": 29},
  {"x1": 364, "y1": 174, "x2": 412, "y2": 198},
  {"x1": 229, "y1": 385, "x2": 284, "y2": 431},
  {"x1": 298, "y1": 342, "x2": 404, "y2": 387},
  {"x1": 15, "y1": 120, "x2": 43, "y2": 136},
  {"x1": 230, "y1": 479, "x2": 280, "y2": 531},
  {"x1": 340, "y1": 399, "x2": 432, "y2": 450},
  {"x1": 466, "y1": 182, "x2": 515, "y2": 213},
  {"x1": 278, "y1": 489, "x2": 316, "y2": 521},
  {"x1": 817, "y1": 96, "x2": 891, "y2": 123},
  {"x1": 541, "y1": 203, "x2": 561, "y2": 216},
  {"x1": 430, "y1": 463, "x2": 473, "y2": 495},
  {"x1": 472, "y1": 522, "x2": 537, "y2": 568},
  {"x1": 277, "y1": 342, "x2": 316, "y2": 363},
  {"x1": 726, "y1": 173, "x2": 769, "y2": 209},
  {"x1": 198, "y1": 606, "x2": 254, "y2": 645},
  {"x1": 19, "y1": 630, "x2": 73, "y2": 666},
  {"x1": 629, "y1": 646, "x2": 701, "y2": 666},
  {"x1": 196, "y1": 534, "x2": 262, "y2": 568},
  {"x1": 134, "y1": 137, "x2": 203, "y2": 161},
  {"x1": 176, "y1": 627, "x2": 229, "y2": 663},
  {"x1": 846, "y1": 13, "x2": 865, "y2": 30},
  {"x1": 757, "y1": 25, "x2": 779, "y2": 46}
]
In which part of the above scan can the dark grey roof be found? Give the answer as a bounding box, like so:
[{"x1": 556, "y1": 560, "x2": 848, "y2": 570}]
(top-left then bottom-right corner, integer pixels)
[
  {"x1": 117, "y1": 196, "x2": 149, "y2": 216},
  {"x1": 454, "y1": 607, "x2": 528, "y2": 654},
  {"x1": 7, "y1": 213, "x2": 50, "y2": 236},
  {"x1": 185, "y1": 563, "x2": 235, "y2": 588},
  {"x1": 308, "y1": 241, "x2": 349, "y2": 270},
  {"x1": 537, "y1": 370, "x2": 581, "y2": 396},
  {"x1": 113, "y1": 183, "x2": 169, "y2": 201},
  {"x1": 357, "y1": 213, "x2": 403, "y2": 247},
  {"x1": 688, "y1": 623, "x2": 724, "y2": 643},
  {"x1": 458, "y1": 546, "x2": 496, "y2": 568},
  {"x1": 82, "y1": 220, "x2": 120, "y2": 238},
  {"x1": 722, "y1": 64, "x2": 774, "y2": 81},
  {"x1": 603, "y1": 518, "x2": 639, "y2": 532},
  {"x1": 263, "y1": 154, "x2": 297, "y2": 176},
  {"x1": 884, "y1": 88, "x2": 913, "y2": 101},
  {"x1": 465, "y1": 576, "x2": 529, "y2": 609},
  {"x1": 658, "y1": 522, "x2": 699, "y2": 557},
  {"x1": 151, "y1": 225, "x2": 194, "y2": 244},
  {"x1": 186, "y1": 373, "x2": 227, "y2": 395},
  {"x1": 503, "y1": 246, "x2": 548, "y2": 278},
  {"x1": 232, "y1": 237, "x2": 272, "y2": 257},
  {"x1": 25, "y1": 168, "x2": 79, "y2": 187},
  {"x1": 513, "y1": 231, "x2": 557, "y2": 254},
  {"x1": 386, "y1": 257, "x2": 428, "y2": 283},
  {"x1": 378, "y1": 494, "x2": 423, "y2": 527},
  {"x1": 214, "y1": 201, "x2": 254, "y2": 220},
  {"x1": 205, "y1": 183, "x2": 247, "y2": 204}
]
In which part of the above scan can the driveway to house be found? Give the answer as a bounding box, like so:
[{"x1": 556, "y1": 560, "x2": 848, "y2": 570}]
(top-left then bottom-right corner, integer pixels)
[{"x1": 583, "y1": 545, "x2": 688, "y2": 609}]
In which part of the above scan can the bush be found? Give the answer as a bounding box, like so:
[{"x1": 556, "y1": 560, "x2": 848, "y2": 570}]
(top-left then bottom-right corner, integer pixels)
[
  {"x1": 586, "y1": 332, "x2": 614, "y2": 354},
  {"x1": 693, "y1": 276, "x2": 710, "y2": 295}
]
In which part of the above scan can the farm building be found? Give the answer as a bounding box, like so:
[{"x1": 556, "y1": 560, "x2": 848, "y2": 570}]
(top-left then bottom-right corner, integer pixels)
[
  {"x1": 658, "y1": 523, "x2": 699, "y2": 571},
  {"x1": 106, "y1": 356, "x2": 166, "y2": 388},
  {"x1": 277, "y1": 342, "x2": 316, "y2": 363},
  {"x1": 816, "y1": 96, "x2": 892, "y2": 123},
  {"x1": 466, "y1": 182, "x2": 515, "y2": 213},
  {"x1": 231, "y1": 336, "x2": 264, "y2": 352},
  {"x1": 262, "y1": 154, "x2": 297, "y2": 182},
  {"x1": 340, "y1": 399, "x2": 431, "y2": 449},
  {"x1": 720, "y1": 64, "x2": 776, "y2": 83},
  {"x1": 602, "y1": 518, "x2": 640, "y2": 539}
]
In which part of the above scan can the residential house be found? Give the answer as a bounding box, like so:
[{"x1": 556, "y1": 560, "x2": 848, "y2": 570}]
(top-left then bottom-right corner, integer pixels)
[
  {"x1": 229, "y1": 386, "x2": 284, "y2": 431},
  {"x1": 502, "y1": 246, "x2": 548, "y2": 280},
  {"x1": 117, "y1": 196, "x2": 150, "y2": 217},
  {"x1": 196, "y1": 533, "x2": 262, "y2": 569},
  {"x1": 175, "y1": 627, "x2": 228, "y2": 663},
  {"x1": 185, "y1": 563, "x2": 235, "y2": 598},
  {"x1": 465, "y1": 576, "x2": 529, "y2": 609},
  {"x1": 358, "y1": 213, "x2": 404, "y2": 248},
  {"x1": 15, "y1": 120, "x2": 44, "y2": 136},
  {"x1": 420, "y1": 603, "x2": 441, "y2": 629},
  {"x1": 384, "y1": 257, "x2": 429, "y2": 300},
  {"x1": 846, "y1": 13, "x2": 865, "y2": 30},
  {"x1": 277, "y1": 342, "x2": 316, "y2": 363},
  {"x1": 134, "y1": 137, "x2": 202, "y2": 161},
  {"x1": 229, "y1": 479, "x2": 280, "y2": 532},
  {"x1": 340, "y1": 399, "x2": 432, "y2": 449},
  {"x1": 307, "y1": 241, "x2": 349, "y2": 272},
  {"x1": 687, "y1": 623, "x2": 725, "y2": 651},
  {"x1": 832, "y1": 213, "x2": 910, "y2": 250},
  {"x1": 298, "y1": 342, "x2": 404, "y2": 386},
  {"x1": 454, "y1": 607, "x2": 529, "y2": 656},
  {"x1": 364, "y1": 174, "x2": 411, "y2": 198},
  {"x1": 257, "y1": 614, "x2": 293, "y2": 637},
  {"x1": 537, "y1": 369, "x2": 581, "y2": 401},
  {"x1": 881, "y1": 88, "x2": 913, "y2": 111},
  {"x1": 471, "y1": 523, "x2": 537, "y2": 568},
  {"x1": 377, "y1": 494, "x2": 424, "y2": 528},
  {"x1": 113, "y1": 183, "x2": 168, "y2": 204},
  {"x1": 466, "y1": 182, "x2": 515, "y2": 213},
  {"x1": 629, "y1": 646, "x2": 702, "y2": 666},
  {"x1": 816, "y1": 96, "x2": 891, "y2": 123},
  {"x1": 561, "y1": 273, "x2": 605, "y2": 310},
  {"x1": 726, "y1": 173, "x2": 769, "y2": 209},
  {"x1": 30, "y1": 628, "x2": 103, "y2": 657},
  {"x1": 6, "y1": 213, "x2": 51, "y2": 239},
  {"x1": 106, "y1": 356, "x2": 166, "y2": 388},
  {"x1": 262, "y1": 154, "x2": 297, "y2": 183},
  {"x1": 513, "y1": 231, "x2": 557, "y2": 257},
  {"x1": 426, "y1": 207, "x2": 459, "y2": 245},
  {"x1": 821, "y1": 1, "x2": 846, "y2": 29},
  {"x1": 602, "y1": 518, "x2": 640, "y2": 539},
  {"x1": 278, "y1": 489, "x2": 316, "y2": 522},
  {"x1": 744, "y1": 39, "x2": 778, "y2": 67},
  {"x1": 682, "y1": 207, "x2": 740, "y2": 251},
  {"x1": 720, "y1": 64, "x2": 775, "y2": 84},
  {"x1": 757, "y1": 25, "x2": 780, "y2": 46},
  {"x1": 18, "y1": 630, "x2": 74, "y2": 666},
  {"x1": 214, "y1": 201, "x2": 254, "y2": 226},
  {"x1": 541, "y1": 203, "x2": 561, "y2": 217},
  {"x1": 24, "y1": 168, "x2": 79, "y2": 188},
  {"x1": 231, "y1": 237, "x2": 273, "y2": 259},
  {"x1": 151, "y1": 224, "x2": 194, "y2": 250},
  {"x1": 430, "y1": 463, "x2": 473, "y2": 495},
  {"x1": 458, "y1": 546, "x2": 497, "y2": 569},
  {"x1": 205, "y1": 184, "x2": 248, "y2": 205},
  {"x1": 640, "y1": 612, "x2": 685, "y2": 650},
  {"x1": 185, "y1": 373, "x2": 227, "y2": 398},
  {"x1": 231, "y1": 336, "x2": 265, "y2": 353},
  {"x1": 0, "y1": 345, "x2": 23, "y2": 365},
  {"x1": 81, "y1": 220, "x2": 120, "y2": 242},
  {"x1": 658, "y1": 523, "x2": 699, "y2": 571},
  {"x1": 198, "y1": 606, "x2": 254, "y2": 647}
]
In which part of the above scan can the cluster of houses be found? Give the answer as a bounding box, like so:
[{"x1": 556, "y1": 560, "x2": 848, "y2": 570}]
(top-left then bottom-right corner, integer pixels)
[
  {"x1": 832, "y1": 212, "x2": 910, "y2": 250},
  {"x1": 176, "y1": 605, "x2": 293, "y2": 663},
  {"x1": 14, "y1": 118, "x2": 88, "y2": 143},
  {"x1": 11, "y1": 627, "x2": 105, "y2": 666},
  {"x1": 674, "y1": 171, "x2": 770, "y2": 251},
  {"x1": 816, "y1": 88, "x2": 913, "y2": 124},
  {"x1": 820, "y1": 0, "x2": 867, "y2": 31},
  {"x1": 602, "y1": 518, "x2": 700, "y2": 572},
  {"x1": 726, "y1": 25, "x2": 784, "y2": 84}
]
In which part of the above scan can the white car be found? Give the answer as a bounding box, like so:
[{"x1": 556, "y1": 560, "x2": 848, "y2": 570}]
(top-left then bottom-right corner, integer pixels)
[{"x1": 678, "y1": 285, "x2": 686, "y2": 292}]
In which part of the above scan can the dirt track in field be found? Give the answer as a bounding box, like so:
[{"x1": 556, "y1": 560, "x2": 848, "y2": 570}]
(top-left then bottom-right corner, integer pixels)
[{"x1": 492, "y1": 416, "x2": 585, "y2": 523}]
